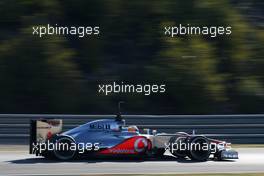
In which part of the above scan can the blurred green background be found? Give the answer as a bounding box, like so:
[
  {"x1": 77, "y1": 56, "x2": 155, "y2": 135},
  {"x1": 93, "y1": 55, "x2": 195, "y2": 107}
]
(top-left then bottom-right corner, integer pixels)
[{"x1": 0, "y1": 0, "x2": 263, "y2": 114}]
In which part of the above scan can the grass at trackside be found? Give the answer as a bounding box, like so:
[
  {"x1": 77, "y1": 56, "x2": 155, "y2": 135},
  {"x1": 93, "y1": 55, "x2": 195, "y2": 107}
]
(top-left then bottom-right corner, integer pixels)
[
  {"x1": 170, "y1": 174, "x2": 264, "y2": 176},
  {"x1": 109, "y1": 174, "x2": 264, "y2": 176},
  {"x1": 161, "y1": 174, "x2": 262, "y2": 176},
  {"x1": 93, "y1": 174, "x2": 264, "y2": 176}
]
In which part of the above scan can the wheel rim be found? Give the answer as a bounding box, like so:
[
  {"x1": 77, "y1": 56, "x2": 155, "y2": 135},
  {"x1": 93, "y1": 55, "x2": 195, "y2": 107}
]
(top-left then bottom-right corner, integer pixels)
[
  {"x1": 54, "y1": 137, "x2": 76, "y2": 160},
  {"x1": 189, "y1": 137, "x2": 210, "y2": 161}
]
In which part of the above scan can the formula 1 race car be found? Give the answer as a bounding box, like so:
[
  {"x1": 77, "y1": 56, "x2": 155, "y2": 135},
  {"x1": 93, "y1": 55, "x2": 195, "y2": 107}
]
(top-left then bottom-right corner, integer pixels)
[{"x1": 29, "y1": 112, "x2": 238, "y2": 161}]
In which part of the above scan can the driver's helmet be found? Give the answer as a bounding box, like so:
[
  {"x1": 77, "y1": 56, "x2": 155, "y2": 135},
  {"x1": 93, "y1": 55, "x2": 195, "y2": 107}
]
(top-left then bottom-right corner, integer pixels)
[{"x1": 127, "y1": 125, "x2": 139, "y2": 133}]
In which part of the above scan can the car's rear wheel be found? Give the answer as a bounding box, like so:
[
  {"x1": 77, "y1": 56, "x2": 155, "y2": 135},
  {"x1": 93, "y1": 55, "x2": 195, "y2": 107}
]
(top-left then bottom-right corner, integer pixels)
[{"x1": 53, "y1": 135, "x2": 77, "y2": 160}]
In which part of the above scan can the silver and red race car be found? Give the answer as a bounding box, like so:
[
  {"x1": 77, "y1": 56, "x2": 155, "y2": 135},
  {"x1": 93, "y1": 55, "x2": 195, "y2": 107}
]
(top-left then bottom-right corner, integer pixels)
[{"x1": 29, "y1": 114, "x2": 238, "y2": 161}]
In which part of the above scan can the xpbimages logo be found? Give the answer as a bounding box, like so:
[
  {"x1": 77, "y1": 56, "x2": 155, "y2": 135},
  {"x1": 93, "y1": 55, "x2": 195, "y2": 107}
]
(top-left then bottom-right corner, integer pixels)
[
  {"x1": 163, "y1": 141, "x2": 231, "y2": 157},
  {"x1": 98, "y1": 82, "x2": 166, "y2": 96},
  {"x1": 32, "y1": 24, "x2": 100, "y2": 38},
  {"x1": 32, "y1": 141, "x2": 100, "y2": 154},
  {"x1": 164, "y1": 24, "x2": 232, "y2": 38}
]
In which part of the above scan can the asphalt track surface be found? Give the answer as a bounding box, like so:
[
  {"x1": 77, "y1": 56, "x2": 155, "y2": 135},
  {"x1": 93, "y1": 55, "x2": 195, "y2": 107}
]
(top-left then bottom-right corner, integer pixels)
[{"x1": 0, "y1": 147, "x2": 264, "y2": 175}]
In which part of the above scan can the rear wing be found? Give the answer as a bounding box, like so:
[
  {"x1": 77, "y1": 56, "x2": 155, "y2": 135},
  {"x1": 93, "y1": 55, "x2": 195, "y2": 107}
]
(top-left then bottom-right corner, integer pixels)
[{"x1": 29, "y1": 119, "x2": 62, "y2": 154}]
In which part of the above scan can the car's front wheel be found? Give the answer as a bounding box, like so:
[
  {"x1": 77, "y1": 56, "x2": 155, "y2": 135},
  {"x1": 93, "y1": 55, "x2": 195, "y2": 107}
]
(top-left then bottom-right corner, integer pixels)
[{"x1": 187, "y1": 136, "x2": 211, "y2": 161}]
